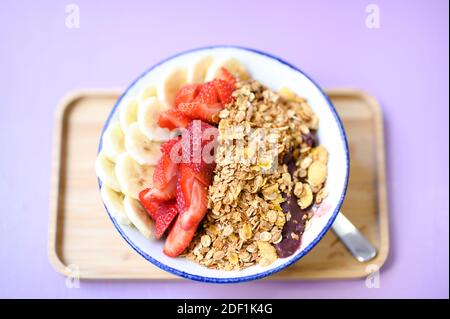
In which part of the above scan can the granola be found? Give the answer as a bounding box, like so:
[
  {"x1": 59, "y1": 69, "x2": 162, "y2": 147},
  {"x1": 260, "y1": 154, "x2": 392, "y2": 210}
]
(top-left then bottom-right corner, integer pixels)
[{"x1": 185, "y1": 80, "x2": 329, "y2": 270}]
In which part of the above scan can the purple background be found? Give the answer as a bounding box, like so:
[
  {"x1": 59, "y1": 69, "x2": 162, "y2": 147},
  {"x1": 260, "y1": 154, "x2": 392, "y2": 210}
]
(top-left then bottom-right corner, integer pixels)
[{"x1": 0, "y1": 0, "x2": 448, "y2": 298}]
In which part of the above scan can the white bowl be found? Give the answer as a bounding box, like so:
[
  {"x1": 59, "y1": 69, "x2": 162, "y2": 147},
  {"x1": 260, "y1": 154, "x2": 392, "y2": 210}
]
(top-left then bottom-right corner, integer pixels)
[{"x1": 98, "y1": 46, "x2": 349, "y2": 283}]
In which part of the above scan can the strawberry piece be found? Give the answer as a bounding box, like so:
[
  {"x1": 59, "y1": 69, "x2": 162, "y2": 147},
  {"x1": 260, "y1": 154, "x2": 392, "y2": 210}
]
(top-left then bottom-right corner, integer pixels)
[
  {"x1": 160, "y1": 136, "x2": 181, "y2": 155},
  {"x1": 163, "y1": 121, "x2": 218, "y2": 256},
  {"x1": 165, "y1": 166, "x2": 208, "y2": 257},
  {"x1": 153, "y1": 140, "x2": 179, "y2": 190},
  {"x1": 196, "y1": 81, "x2": 218, "y2": 104},
  {"x1": 158, "y1": 109, "x2": 191, "y2": 130},
  {"x1": 139, "y1": 177, "x2": 177, "y2": 213},
  {"x1": 177, "y1": 166, "x2": 209, "y2": 230},
  {"x1": 176, "y1": 164, "x2": 196, "y2": 213},
  {"x1": 213, "y1": 79, "x2": 234, "y2": 104},
  {"x1": 173, "y1": 74, "x2": 236, "y2": 124},
  {"x1": 174, "y1": 83, "x2": 201, "y2": 108},
  {"x1": 163, "y1": 215, "x2": 197, "y2": 257},
  {"x1": 181, "y1": 121, "x2": 217, "y2": 181},
  {"x1": 219, "y1": 67, "x2": 237, "y2": 85},
  {"x1": 179, "y1": 82, "x2": 222, "y2": 124},
  {"x1": 139, "y1": 138, "x2": 181, "y2": 217},
  {"x1": 139, "y1": 188, "x2": 160, "y2": 219},
  {"x1": 178, "y1": 101, "x2": 223, "y2": 124},
  {"x1": 154, "y1": 201, "x2": 178, "y2": 239}
]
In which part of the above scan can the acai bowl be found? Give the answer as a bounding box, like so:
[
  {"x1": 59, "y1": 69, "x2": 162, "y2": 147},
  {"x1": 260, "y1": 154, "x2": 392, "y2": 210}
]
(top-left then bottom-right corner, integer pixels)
[{"x1": 95, "y1": 46, "x2": 349, "y2": 283}]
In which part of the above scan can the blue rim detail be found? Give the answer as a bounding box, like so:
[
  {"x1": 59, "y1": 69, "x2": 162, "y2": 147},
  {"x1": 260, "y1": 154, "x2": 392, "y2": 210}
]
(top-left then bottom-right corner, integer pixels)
[{"x1": 97, "y1": 45, "x2": 350, "y2": 283}]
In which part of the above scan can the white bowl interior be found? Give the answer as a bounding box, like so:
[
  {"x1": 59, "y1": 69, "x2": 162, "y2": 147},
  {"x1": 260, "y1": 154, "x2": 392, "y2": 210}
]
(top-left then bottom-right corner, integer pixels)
[{"x1": 100, "y1": 46, "x2": 349, "y2": 282}]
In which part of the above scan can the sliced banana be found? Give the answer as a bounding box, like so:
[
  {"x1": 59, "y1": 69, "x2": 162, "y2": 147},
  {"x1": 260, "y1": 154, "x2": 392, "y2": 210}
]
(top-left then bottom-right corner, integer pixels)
[
  {"x1": 125, "y1": 122, "x2": 162, "y2": 165},
  {"x1": 137, "y1": 83, "x2": 157, "y2": 106},
  {"x1": 119, "y1": 98, "x2": 138, "y2": 131},
  {"x1": 115, "y1": 152, "x2": 155, "y2": 199},
  {"x1": 157, "y1": 67, "x2": 187, "y2": 107},
  {"x1": 102, "y1": 122, "x2": 125, "y2": 162},
  {"x1": 95, "y1": 151, "x2": 121, "y2": 192},
  {"x1": 187, "y1": 55, "x2": 214, "y2": 83},
  {"x1": 101, "y1": 186, "x2": 131, "y2": 226},
  {"x1": 123, "y1": 196, "x2": 154, "y2": 239},
  {"x1": 205, "y1": 57, "x2": 249, "y2": 81},
  {"x1": 137, "y1": 97, "x2": 171, "y2": 141}
]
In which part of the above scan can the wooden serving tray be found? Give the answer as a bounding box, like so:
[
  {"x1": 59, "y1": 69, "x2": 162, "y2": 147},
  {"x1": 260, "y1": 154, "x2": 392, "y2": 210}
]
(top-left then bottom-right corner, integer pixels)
[{"x1": 48, "y1": 89, "x2": 389, "y2": 280}]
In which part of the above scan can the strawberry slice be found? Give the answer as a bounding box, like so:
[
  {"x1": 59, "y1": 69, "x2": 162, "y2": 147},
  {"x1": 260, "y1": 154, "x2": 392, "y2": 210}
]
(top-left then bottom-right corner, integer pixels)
[
  {"x1": 177, "y1": 165, "x2": 209, "y2": 230},
  {"x1": 181, "y1": 121, "x2": 217, "y2": 181},
  {"x1": 158, "y1": 109, "x2": 192, "y2": 130},
  {"x1": 154, "y1": 200, "x2": 178, "y2": 239},
  {"x1": 218, "y1": 67, "x2": 237, "y2": 86},
  {"x1": 178, "y1": 101, "x2": 223, "y2": 124},
  {"x1": 196, "y1": 81, "x2": 218, "y2": 103},
  {"x1": 177, "y1": 78, "x2": 235, "y2": 124},
  {"x1": 174, "y1": 83, "x2": 201, "y2": 108},
  {"x1": 139, "y1": 138, "x2": 181, "y2": 216},
  {"x1": 213, "y1": 79, "x2": 234, "y2": 104},
  {"x1": 139, "y1": 177, "x2": 177, "y2": 217},
  {"x1": 139, "y1": 188, "x2": 160, "y2": 219},
  {"x1": 164, "y1": 167, "x2": 208, "y2": 256},
  {"x1": 160, "y1": 136, "x2": 181, "y2": 155},
  {"x1": 163, "y1": 216, "x2": 197, "y2": 257},
  {"x1": 153, "y1": 138, "x2": 180, "y2": 190},
  {"x1": 163, "y1": 121, "x2": 217, "y2": 257}
]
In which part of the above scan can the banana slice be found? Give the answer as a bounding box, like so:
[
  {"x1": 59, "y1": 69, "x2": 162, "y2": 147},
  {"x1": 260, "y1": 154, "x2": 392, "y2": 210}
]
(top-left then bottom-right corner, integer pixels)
[
  {"x1": 137, "y1": 83, "x2": 157, "y2": 106},
  {"x1": 125, "y1": 122, "x2": 162, "y2": 165},
  {"x1": 115, "y1": 152, "x2": 155, "y2": 199},
  {"x1": 187, "y1": 55, "x2": 214, "y2": 83},
  {"x1": 137, "y1": 97, "x2": 171, "y2": 141},
  {"x1": 157, "y1": 67, "x2": 187, "y2": 107},
  {"x1": 123, "y1": 196, "x2": 154, "y2": 239},
  {"x1": 95, "y1": 151, "x2": 121, "y2": 192},
  {"x1": 205, "y1": 57, "x2": 249, "y2": 81},
  {"x1": 102, "y1": 122, "x2": 125, "y2": 162},
  {"x1": 100, "y1": 186, "x2": 132, "y2": 226},
  {"x1": 119, "y1": 98, "x2": 138, "y2": 131}
]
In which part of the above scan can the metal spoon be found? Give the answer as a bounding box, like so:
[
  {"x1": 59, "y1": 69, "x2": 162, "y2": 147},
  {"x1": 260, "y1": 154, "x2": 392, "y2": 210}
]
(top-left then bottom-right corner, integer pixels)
[{"x1": 331, "y1": 212, "x2": 377, "y2": 262}]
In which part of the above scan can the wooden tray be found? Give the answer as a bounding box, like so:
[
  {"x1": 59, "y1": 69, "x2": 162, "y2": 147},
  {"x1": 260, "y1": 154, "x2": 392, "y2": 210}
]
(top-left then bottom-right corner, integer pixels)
[{"x1": 48, "y1": 89, "x2": 389, "y2": 280}]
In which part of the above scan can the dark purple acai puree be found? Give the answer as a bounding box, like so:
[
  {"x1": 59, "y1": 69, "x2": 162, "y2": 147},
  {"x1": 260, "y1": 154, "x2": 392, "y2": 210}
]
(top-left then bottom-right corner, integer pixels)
[
  {"x1": 274, "y1": 135, "x2": 316, "y2": 258},
  {"x1": 302, "y1": 132, "x2": 318, "y2": 148}
]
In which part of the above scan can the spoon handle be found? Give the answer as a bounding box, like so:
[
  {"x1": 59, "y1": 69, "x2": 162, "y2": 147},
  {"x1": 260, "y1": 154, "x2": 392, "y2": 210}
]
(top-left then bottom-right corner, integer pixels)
[{"x1": 331, "y1": 212, "x2": 377, "y2": 262}]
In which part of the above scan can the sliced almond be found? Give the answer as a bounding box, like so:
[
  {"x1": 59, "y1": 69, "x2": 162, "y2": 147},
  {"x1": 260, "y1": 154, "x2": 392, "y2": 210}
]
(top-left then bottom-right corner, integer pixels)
[
  {"x1": 308, "y1": 161, "x2": 327, "y2": 186},
  {"x1": 299, "y1": 183, "x2": 313, "y2": 209}
]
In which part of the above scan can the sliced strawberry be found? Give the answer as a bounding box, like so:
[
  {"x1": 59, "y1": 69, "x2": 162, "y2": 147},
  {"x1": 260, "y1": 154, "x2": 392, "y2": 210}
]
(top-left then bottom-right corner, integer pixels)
[
  {"x1": 176, "y1": 164, "x2": 195, "y2": 213},
  {"x1": 178, "y1": 101, "x2": 223, "y2": 124},
  {"x1": 174, "y1": 83, "x2": 201, "y2": 108},
  {"x1": 153, "y1": 138, "x2": 181, "y2": 189},
  {"x1": 219, "y1": 67, "x2": 237, "y2": 86},
  {"x1": 177, "y1": 167, "x2": 209, "y2": 230},
  {"x1": 213, "y1": 79, "x2": 234, "y2": 104},
  {"x1": 139, "y1": 188, "x2": 160, "y2": 219},
  {"x1": 163, "y1": 215, "x2": 197, "y2": 257},
  {"x1": 152, "y1": 153, "x2": 177, "y2": 191},
  {"x1": 154, "y1": 201, "x2": 178, "y2": 239},
  {"x1": 158, "y1": 109, "x2": 191, "y2": 130},
  {"x1": 160, "y1": 136, "x2": 181, "y2": 155},
  {"x1": 196, "y1": 81, "x2": 218, "y2": 104},
  {"x1": 161, "y1": 121, "x2": 218, "y2": 257},
  {"x1": 140, "y1": 137, "x2": 182, "y2": 217},
  {"x1": 181, "y1": 121, "x2": 217, "y2": 180},
  {"x1": 177, "y1": 79, "x2": 235, "y2": 123}
]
